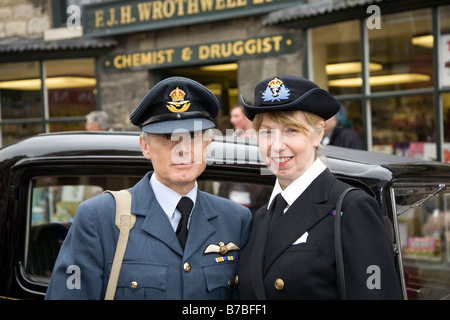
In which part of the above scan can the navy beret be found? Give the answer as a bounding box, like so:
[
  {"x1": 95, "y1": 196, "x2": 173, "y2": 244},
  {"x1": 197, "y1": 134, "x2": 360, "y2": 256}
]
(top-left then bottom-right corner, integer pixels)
[
  {"x1": 241, "y1": 75, "x2": 341, "y2": 121},
  {"x1": 130, "y1": 76, "x2": 220, "y2": 134}
]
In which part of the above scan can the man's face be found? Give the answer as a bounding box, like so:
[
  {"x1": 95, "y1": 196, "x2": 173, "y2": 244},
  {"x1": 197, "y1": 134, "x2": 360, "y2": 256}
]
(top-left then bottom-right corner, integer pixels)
[
  {"x1": 139, "y1": 130, "x2": 212, "y2": 195},
  {"x1": 230, "y1": 107, "x2": 252, "y2": 131},
  {"x1": 85, "y1": 119, "x2": 100, "y2": 131}
]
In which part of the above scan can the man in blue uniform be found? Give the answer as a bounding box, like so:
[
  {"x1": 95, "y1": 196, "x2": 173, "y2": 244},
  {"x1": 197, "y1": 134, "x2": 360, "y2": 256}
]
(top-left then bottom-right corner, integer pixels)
[{"x1": 46, "y1": 76, "x2": 252, "y2": 300}]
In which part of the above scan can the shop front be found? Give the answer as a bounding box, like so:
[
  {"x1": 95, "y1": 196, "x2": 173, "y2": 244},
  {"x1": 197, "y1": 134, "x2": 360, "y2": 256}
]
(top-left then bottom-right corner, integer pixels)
[
  {"x1": 1, "y1": 0, "x2": 449, "y2": 163},
  {"x1": 263, "y1": 0, "x2": 450, "y2": 162},
  {"x1": 89, "y1": 0, "x2": 450, "y2": 162},
  {"x1": 85, "y1": 0, "x2": 304, "y2": 134}
]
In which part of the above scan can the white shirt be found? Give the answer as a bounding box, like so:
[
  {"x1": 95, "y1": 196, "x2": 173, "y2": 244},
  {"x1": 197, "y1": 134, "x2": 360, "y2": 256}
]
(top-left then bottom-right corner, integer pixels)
[
  {"x1": 150, "y1": 173, "x2": 197, "y2": 231},
  {"x1": 268, "y1": 158, "x2": 326, "y2": 213}
]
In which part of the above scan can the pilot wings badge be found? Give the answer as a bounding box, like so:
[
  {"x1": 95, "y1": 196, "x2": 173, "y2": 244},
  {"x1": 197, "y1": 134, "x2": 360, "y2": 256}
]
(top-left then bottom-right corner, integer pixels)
[
  {"x1": 203, "y1": 241, "x2": 240, "y2": 256},
  {"x1": 166, "y1": 87, "x2": 191, "y2": 113},
  {"x1": 262, "y1": 77, "x2": 290, "y2": 102}
]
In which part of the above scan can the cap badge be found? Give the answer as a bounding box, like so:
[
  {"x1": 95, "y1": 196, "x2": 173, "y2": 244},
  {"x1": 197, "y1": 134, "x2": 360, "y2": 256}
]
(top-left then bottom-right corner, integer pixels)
[
  {"x1": 203, "y1": 241, "x2": 240, "y2": 256},
  {"x1": 262, "y1": 77, "x2": 290, "y2": 102},
  {"x1": 166, "y1": 87, "x2": 191, "y2": 113}
]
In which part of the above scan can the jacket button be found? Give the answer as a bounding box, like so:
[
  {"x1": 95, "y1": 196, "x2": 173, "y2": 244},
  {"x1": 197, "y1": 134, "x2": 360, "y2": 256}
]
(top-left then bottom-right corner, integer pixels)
[
  {"x1": 274, "y1": 278, "x2": 284, "y2": 291},
  {"x1": 130, "y1": 281, "x2": 138, "y2": 289},
  {"x1": 183, "y1": 262, "x2": 191, "y2": 272},
  {"x1": 234, "y1": 275, "x2": 239, "y2": 286}
]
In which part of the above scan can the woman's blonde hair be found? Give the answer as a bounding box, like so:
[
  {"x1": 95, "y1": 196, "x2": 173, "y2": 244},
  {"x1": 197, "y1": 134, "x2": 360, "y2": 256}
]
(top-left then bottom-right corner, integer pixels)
[{"x1": 252, "y1": 110, "x2": 326, "y2": 159}]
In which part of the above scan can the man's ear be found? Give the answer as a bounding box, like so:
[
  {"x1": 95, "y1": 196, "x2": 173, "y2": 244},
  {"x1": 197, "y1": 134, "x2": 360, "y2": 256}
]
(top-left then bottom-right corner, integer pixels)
[{"x1": 139, "y1": 135, "x2": 152, "y2": 160}]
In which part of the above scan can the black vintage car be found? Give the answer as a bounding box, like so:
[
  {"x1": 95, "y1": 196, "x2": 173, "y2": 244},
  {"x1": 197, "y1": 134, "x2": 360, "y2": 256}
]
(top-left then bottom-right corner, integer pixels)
[{"x1": 0, "y1": 131, "x2": 449, "y2": 300}]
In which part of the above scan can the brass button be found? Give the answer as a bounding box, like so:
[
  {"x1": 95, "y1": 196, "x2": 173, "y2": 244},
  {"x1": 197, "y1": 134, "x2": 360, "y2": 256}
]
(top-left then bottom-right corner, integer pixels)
[
  {"x1": 183, "y1": 262, "x2": 191, "y2": 272},
  {"x1": 130, "y1": 281, "x2": 138, "y2": 289},
  {"x1": 234, "y1": 275, "x2": 239, "y2": 286},
  {"x1": 274, "y1": 278, "x2": 284, "y2": 291},
  {"x1": 228, "y1": 279, "x2": 233, "y2": 287}
]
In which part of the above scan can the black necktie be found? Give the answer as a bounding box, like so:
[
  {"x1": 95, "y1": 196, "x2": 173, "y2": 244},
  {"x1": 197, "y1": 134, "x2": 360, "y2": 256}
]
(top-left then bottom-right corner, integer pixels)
[
  {"x1": 268, "y1": 193, "x2": 287, "y2": 233},
  {"x1": 264, "y1": 193, "x2": 288, "y2": 270},
  {"x1": 176, "y1": 197, "x2": 193, "y2": 250}
]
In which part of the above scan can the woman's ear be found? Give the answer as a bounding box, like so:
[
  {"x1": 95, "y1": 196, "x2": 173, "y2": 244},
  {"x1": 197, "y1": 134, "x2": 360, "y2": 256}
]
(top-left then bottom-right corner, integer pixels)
[{"x1": 314, "y1": 121, "x2": 326, "y2": 147}]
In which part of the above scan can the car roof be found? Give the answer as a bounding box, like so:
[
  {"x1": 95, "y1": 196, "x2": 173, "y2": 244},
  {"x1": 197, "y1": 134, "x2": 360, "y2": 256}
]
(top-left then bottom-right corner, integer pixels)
[{"x1": 0, "y1": 131, "x2": 448, "y2": 182}]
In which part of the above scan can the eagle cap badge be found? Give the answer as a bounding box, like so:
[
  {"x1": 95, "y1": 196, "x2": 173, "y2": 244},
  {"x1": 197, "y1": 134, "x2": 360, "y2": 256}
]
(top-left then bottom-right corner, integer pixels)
[
  {"x1": 203, "y1": 241, "x2": 240, "y2": 256},
  {"x1": 262, "y1": 77, "x2": 290, "y2": 102},
  {"x1": 166, "y1": 86, "x2": 191, "y2": 113}
]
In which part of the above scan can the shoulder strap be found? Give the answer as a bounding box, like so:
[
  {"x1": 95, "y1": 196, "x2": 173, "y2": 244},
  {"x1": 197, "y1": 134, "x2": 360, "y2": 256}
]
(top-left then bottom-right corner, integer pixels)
[
  {"x1": 104, "y1": 190, "x2": 135, "y2": 300},
  {"x1": 334, "y1": 187, "x2": 358, "y2": 300}
]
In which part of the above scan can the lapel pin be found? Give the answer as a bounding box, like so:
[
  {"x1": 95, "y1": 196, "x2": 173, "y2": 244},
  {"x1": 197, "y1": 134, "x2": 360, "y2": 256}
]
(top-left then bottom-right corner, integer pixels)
[{"x1": 204, "y1": 241, "x2": 240, "y2": 255}]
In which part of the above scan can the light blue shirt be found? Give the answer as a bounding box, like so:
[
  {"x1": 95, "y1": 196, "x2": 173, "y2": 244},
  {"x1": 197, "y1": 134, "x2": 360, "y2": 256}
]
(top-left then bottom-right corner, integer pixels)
[{"x1": 150, "y1": 173, "x2": 197, "y2": 231}]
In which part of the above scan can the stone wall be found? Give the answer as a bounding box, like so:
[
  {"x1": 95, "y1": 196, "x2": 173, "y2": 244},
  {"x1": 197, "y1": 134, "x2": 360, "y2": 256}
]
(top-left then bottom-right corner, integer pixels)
[{"x1": 0, "y1": 0, "x2": 51, "y2": 39}]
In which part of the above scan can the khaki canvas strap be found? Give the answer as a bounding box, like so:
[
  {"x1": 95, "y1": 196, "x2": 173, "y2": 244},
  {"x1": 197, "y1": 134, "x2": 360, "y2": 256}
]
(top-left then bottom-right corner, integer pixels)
[{"x1": 104, "y1": 190, "x2": 135, "y2": 300}]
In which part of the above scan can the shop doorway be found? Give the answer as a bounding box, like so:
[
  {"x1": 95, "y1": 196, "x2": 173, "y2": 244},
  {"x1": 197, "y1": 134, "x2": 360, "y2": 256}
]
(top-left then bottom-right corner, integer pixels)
[{"x1": 158, "y1": 63, "x2": 238, "y2": 135}]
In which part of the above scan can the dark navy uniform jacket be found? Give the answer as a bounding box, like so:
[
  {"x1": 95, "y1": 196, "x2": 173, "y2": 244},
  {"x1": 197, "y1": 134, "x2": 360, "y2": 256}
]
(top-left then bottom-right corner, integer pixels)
[
  {"x1": 237, "y1": 170, "x2": 402, "y2": 300},
  {"x1": 46, "y1": 172, "x2": 252, "y2": 300}
]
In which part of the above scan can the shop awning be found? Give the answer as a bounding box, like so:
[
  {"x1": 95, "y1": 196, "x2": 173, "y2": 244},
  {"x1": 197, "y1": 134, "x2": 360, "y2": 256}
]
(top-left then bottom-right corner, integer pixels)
[
  {"x1": 262, "y1": 0, "x2": 386, "y2": 26},
  {"x1": 0, "y1": 36, "x2": 117, "y2": 54}
]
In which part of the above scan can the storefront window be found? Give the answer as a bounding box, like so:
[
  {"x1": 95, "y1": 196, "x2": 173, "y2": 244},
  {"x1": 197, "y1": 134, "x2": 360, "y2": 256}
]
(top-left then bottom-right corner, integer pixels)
[
  {"x1": 338, "y1": 100, "x2": 364, "y2": 141},
  {"x1": 368, "y1": 9, "x2": 433, "y2": 93},
  {"x1": 46, "y1": 58, "x2": 97, "y2": 123},
  {"x1": 0, "y1": 61, "x2": 42, "y2": 120},
  {"x1": 312, "y1": 20, "x2": 361, "y2": 96},
  {"x1": 443, "y1": 93, "x2": 450, "y2": 163},
  {"x1": 0, "y1": 58, "x2": 98, "y2": 147},
  {"x1": 393, "y1": 182, "x2": 450, "y2": 300},
  {"x1": 439, "y1": 6, "x2": 450, "y2": 90},
  {"x1": 1, "y1": 123, "x2": 43, "y2": 147},
  {"x1": 372, "y1": 95, "x2": 435, "y2": 159}
]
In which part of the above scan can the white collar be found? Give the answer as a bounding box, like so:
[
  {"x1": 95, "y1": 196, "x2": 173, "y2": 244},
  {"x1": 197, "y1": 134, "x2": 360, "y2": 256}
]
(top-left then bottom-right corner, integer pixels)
[
  {"x1": 268, "y1": 158, "x2": 326, "y2": 210},
  {"x1": 150, "y1": 173, "x2": 197, "y2": 220}
]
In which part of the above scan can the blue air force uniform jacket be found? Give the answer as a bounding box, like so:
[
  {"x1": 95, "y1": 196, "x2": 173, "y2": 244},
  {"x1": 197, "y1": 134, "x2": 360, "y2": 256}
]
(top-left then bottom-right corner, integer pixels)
[{"x1": 45, "y1": 172, "x2": 252, "y2": 300}]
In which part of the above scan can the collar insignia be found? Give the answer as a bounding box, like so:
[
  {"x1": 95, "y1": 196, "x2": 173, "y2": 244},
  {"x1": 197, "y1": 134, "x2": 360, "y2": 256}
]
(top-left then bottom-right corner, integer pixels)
[
  {"x1": 203, "y1": 241, "x2": 240, "y2": 256},
  {"x1": 166, "y1": 87, "x2": 191, "y2": 113},
  {"x1": 262, "y1": 77, "x2": 290, "y2": 102}
]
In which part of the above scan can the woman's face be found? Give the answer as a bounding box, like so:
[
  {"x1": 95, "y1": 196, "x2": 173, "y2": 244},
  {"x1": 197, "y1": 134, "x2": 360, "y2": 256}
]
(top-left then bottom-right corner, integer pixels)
[{"x1": 258, "y1": 111, "x2": 324, "y2": 189}]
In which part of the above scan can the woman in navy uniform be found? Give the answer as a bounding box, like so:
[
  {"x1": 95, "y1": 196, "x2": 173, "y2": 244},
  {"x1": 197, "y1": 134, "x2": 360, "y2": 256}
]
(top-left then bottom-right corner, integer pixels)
[
  {"x1": 46, "y1": 77, "x2": 252, "y2": 300},
  {"x1": 237, "y1": 75, "x2": 402, "y2": 300}
]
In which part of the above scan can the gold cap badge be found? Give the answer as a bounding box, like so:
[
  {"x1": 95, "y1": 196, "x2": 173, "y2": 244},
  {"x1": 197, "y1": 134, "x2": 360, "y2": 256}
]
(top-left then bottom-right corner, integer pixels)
[{"x1": 166, "y1": 87, "x2": 191, "y2": 113}]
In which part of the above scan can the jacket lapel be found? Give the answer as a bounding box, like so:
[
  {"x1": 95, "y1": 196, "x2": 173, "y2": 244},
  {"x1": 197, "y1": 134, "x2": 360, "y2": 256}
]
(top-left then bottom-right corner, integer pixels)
[
  {"x1": 183, "y1": 191, "x2": 216, "y2": 261},
  {"x1": 129, "y1": 176, "x2": 217, "y2": 259},
  {"x1": 263, "y1": 171, "x2": 337, "y2": 274},
  {"x1": 248, "y1": 206, "x2": 272, "y2": 299},
  {"x1": 129, "y1": 172, "x2": 183, "y2": 255}
]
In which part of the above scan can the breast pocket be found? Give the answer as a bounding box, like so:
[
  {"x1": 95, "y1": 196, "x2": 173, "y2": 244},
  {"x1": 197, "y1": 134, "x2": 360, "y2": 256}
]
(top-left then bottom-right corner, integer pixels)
[
  {"x1": 286, "y1": 242, "x2": 320, "y2": 253},
  {"x1": 113, "y1": 262, "x2": 168, "y2": 300},
  {"x1": 202, "y1": 261, "x2": 237, "y2": 299}
]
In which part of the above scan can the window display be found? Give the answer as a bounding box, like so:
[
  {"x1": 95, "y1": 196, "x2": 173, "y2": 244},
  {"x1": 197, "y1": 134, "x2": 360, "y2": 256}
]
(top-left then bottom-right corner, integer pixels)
[
  {"x1": 0, "y1": 58, "x2": 97, "y2": 147},
  {"x1": 393, "y1": 182, "x2": 450, "y2": 300}
]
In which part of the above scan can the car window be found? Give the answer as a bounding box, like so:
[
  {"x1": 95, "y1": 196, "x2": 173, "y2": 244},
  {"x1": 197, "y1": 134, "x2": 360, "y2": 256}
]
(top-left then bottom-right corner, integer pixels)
[
  {"x1": 26, "y1": 175, "x2": 142, "y2": 282},
  {"x1": 25, "y1": 175, "x2": 272, "y2": 284},
  {"x1": 393, "y1": 183, "x2": 450, "y2": 300}
]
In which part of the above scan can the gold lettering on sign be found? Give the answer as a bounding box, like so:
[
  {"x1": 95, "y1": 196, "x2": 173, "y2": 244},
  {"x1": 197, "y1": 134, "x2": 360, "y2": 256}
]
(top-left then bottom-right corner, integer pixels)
[
  {"x1": 198, "y1": 36, "x2": 284, "y2": 60},
  {"x1": 93, "y1": 0, "x2": 258, "y2": 29},
  {"x1": 113, "y1": 49, "x2": 176, "y2": 69}
]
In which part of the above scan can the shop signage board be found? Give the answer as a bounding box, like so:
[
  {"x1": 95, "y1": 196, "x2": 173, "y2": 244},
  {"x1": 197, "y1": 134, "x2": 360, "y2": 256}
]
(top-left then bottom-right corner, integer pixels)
[
  {"x1": 83, "y1": 0, "x2": 301, "y2": 37},
  {"x1": 102, "y1": 34, "x2": 298, "y2": 71}
]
